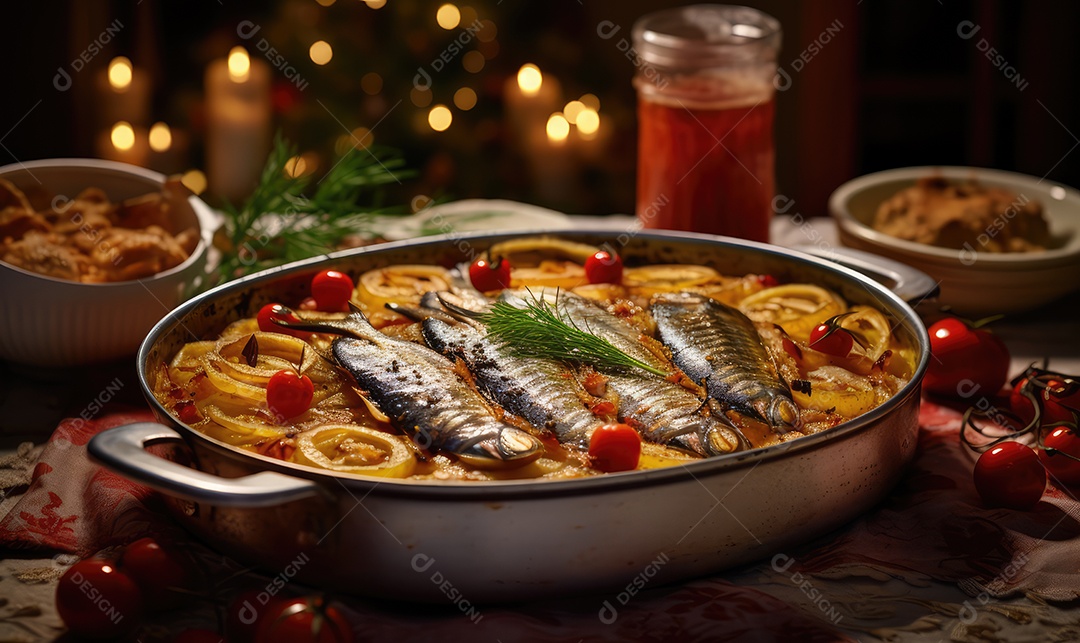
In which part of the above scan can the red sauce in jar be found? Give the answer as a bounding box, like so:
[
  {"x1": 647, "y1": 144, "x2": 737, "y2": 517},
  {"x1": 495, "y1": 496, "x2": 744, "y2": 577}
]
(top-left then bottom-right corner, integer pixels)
[{"x1": 637, "y1": 82, "x2": 775, "y2": 241}]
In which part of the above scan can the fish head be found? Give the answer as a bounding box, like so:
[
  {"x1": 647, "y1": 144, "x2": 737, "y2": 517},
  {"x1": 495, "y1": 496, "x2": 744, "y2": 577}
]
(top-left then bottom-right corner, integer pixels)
[
  {"x1": 455, "y1": 428, "x2": 544, "y2": 469},
  {"x1": 754, "y1": 393, "x2": 801, "y2": 432}
]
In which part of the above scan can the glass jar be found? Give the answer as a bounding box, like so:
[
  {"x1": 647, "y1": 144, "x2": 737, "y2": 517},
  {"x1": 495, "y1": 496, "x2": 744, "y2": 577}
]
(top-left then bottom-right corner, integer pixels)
[{"x1": 633, "y1": 5, "x2": 781, "y2": 241}]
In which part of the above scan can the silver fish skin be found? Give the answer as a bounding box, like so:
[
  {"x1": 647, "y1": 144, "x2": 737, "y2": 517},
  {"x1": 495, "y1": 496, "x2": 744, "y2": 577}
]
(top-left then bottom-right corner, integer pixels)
[
  {"x1": 421, "y1": 317, "x2": 603, "y2": 447},
  {"x1": 650, "y1": 292, "x2": 800, "y2": 432},
  {"x1": 287, "y1": 310, "x2": 544, "y2": 468},
  {"x1": 505, "y1": 290, "x2": 747, "y2": 457}
]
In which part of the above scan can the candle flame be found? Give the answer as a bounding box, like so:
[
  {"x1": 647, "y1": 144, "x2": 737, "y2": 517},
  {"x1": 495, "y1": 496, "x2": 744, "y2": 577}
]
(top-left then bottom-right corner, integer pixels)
[
  {"x1": 148, "y1": 122, "x2": 172, "y2": 152},
  {"x1": 546, "y1": 113, "x2": 569, "y2": 143},
  {"x1": 228, "y1": 47, "x2": 251, "y2": 82},
  {"x1": 517, "y1": 64, "x2": 542, "y2": 96},
  {"x1": 108, "y1": 57, "x2": 133, "y2": 91},
  {"x1": 110, "y1": 122, "x2": 135, "y2": 151}
]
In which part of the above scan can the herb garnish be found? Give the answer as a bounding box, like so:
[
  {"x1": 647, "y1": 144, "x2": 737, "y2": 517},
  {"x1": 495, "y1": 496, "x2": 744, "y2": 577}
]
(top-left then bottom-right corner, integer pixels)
[{"x1": 479, "y1": 293, "x2": 667, "y2": 376}]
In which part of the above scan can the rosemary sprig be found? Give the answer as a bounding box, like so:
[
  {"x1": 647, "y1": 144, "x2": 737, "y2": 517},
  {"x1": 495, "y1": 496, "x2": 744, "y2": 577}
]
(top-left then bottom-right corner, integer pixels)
[
  {"x1": 212, "y1": 133, "x2": 415, "y2": 286},
  {"x1": 479, "y1": 294, "x2": 667, "y2": 376}
]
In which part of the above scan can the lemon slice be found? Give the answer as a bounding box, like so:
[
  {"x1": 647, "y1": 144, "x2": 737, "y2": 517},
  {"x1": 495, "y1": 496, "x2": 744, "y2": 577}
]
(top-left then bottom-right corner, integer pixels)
[
  {"x1": 487, "y1": 237, "x2": 600, "y2": 266},
  {"x1": 295, "y1": 425, "x2": 416, "y2": 478},
  {"x1": 511, "y1": 260, "x2": 588, "y2": 289},
  {"x1": 357, "y1": 265, "x2": 452, "y2": 310},
  {"x1": 623, "y1": 265, "x2": 719, "y2": 295},
  {"x1": 738, "y1": 284, "x2": 846, "y2": 342}
]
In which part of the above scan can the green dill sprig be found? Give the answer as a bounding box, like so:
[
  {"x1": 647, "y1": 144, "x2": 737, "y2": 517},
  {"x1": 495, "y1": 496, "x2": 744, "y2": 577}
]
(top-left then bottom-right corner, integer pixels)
[
  {"x1": 212, "y1": 133, "x2": 416, "y2": 286},
  {"x1": 478, "y1": 295, "x2": 667, "y2": 376}
]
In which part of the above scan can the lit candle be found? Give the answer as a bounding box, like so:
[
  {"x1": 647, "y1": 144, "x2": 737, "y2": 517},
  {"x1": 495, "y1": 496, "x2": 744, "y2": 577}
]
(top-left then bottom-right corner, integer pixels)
[
  {"x1": 205, "y1": 46, "x2": 271, "y2": 202},
  {"x1": 96, "y1": 56, "x2": 151, "y2": 129}
]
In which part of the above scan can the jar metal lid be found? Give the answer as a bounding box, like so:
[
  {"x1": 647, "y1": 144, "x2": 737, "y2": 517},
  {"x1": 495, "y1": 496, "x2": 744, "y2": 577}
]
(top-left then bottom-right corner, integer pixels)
[{"x1": 632, "y1": 4, "x2": 781, "y2": 68}]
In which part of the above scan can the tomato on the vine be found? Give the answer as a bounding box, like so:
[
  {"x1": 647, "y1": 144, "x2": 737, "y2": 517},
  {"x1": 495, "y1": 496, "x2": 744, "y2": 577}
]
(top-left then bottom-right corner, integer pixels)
[
  {"x1": 254, "y1": 596, "x2": 353, "y2": 643},
  {"x1": 808, "y1": 319, "x2": 855, "y2": 357},
  {"x1": 267, "y1": 370, "x2": 314, "y2": 419},
  {"x1": 973, "y1": 441, "x2": 1045, "y2": 510},
  {"x1": 924, "y1": 317, "x2": 1010, "y2": 398},
  {"x1": 311, "y1": 270, "x2": 355, "y2": 312},
  {"x1": 584, "y1": 250, "x2": 624, "y2": 284},
  {"x1": 1010, "y1": 376, "x2": 1077, "y2": 428},
  {"x1": 56, "y1": 559, "x2": 143, "y2": 639},
  {"x1": 1039, "y1": 426, "x2": 1080, "y2": 487},
  {"x1": 469, "y1": 257, "x2": 512, "y2": 291},
  {"x1": 257, "y1": 304, "x2": 310, "y2": 339},
  {"x1": 120, "y1": 537, "x2": 189, "y2": 610},
  {"x1": 588, "y1": 423, "x2": 641, "y2": 473}
]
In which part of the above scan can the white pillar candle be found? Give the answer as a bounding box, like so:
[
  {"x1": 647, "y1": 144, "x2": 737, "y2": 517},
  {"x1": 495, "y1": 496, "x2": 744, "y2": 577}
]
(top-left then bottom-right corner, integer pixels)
[{"x1": 205, "y1": 47, "x2": 271, "y2": 203}]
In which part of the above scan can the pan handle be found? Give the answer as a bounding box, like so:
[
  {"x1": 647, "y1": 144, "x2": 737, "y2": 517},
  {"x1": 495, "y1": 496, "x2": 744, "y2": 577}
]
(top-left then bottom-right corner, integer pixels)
[
  {"x1": 88, "y1": 422, "x2": 323, "y2": 508},
  {"x1": 793, "y1": 245, "x2": 940, "y2": 304}
]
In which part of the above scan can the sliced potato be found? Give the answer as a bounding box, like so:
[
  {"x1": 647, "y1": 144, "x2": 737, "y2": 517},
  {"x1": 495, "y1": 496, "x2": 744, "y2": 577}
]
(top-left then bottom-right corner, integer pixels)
[
  {"x1": 487, "y1": 237, "x2": 600, "y2": 266},
  {"x1": 840, "y1": 305, "x2": 892, "y2": 360}
]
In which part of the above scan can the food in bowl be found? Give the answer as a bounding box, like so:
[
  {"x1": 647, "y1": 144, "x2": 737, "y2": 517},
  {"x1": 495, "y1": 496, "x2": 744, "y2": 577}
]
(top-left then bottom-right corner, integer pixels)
[
  {"x1": 872, "y1": 175, "x2": 1050, "y2": 252},
  {"x1": 0, "y1": 177, "x2": 198, "y2": 282},
  {"x1": 152, "y1": 237, "x2": 915, "y2": 481}
]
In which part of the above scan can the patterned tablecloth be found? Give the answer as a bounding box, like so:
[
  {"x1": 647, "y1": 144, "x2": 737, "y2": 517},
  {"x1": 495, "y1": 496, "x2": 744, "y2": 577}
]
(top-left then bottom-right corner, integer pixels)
[{"x1": 1, "y1": 212, "x2": 1078, "y2": 642}]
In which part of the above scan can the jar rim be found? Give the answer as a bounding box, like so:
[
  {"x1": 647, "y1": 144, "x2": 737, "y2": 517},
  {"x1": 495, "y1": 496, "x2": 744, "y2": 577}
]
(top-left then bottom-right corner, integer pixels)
[{"x1": 632, "y1": 4, "x2": 781, "y2": 68}]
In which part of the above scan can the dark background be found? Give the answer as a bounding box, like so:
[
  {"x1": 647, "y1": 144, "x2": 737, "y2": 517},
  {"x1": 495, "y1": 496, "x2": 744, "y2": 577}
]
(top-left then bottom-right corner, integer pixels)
[{"x1": 1, "y1": 0, "x2": 1077, "y2": 218}]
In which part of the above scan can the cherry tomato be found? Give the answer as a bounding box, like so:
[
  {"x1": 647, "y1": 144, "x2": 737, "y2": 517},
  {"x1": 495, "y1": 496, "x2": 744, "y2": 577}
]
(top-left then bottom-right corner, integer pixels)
[
  {"x1": 584, "y1": 250, "x2": 624, "y2": 284},
  {"x1": 469, "y1": 257, "x2": 512, "y2": 291},
  {"x1": 177, "y1": 401, "x2": 202, "y2": 425},
  {"x1": 257, "y1": 304, "x2": 310, "y2": 339},
  {"x1": 120, "y1": 537, "x2": 189, "y2": 610},
  {"x1": 311, "y1": 270, "x2": 355, "y2": 312},
  {"x1": 56, "y1": 558, "x2": 143, "y2": 639},
  {"x1": 1010, "y1": 376, "x2": 1076, "y2": 428},
  {"x1": 756, "y1": 274, "x2": 779, "y2": 288},
  {"x1": 254, "y1": 596, "x2": 353, "y2": 643},
  {"x1": 808, "y1": 321, "x2": 854, "y2": 357},
  {"x1": 226, "y1": 589, "x2": 265, "y2": 643},
  {"x1": 923, "y1": 318, "x2": 1010, "y2": 399},
  {"x1": 1039, "y1": 426, "x2": 1080, "y2": 487},
  {"x1": 588, "y1": 423, "x2": 642, "y2": 473},
  {"x1": 1043, "y1": 378, "x2": 1080, "y2": 425},
  {"x1": 973, "y1": 441, "x2": 1045, "y2": 510},
  {"x1": 173, "y1": 629, "x2": 226, "y2": 643},
  {"x1": 266, "y1": 370, "x2": 314, "y2": 420}
]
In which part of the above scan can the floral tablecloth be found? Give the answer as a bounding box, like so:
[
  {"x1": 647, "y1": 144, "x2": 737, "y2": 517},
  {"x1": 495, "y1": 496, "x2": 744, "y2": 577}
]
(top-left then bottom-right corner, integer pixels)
[{"x1": 1, "y1": 213, "x2": 1079, "y2": 642}]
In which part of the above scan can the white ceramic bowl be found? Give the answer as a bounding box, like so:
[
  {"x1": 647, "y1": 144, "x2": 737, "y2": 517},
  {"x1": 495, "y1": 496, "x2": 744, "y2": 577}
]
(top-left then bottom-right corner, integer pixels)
[
  {"x1": 0, "y1": 159, "x2": 217, "y2": 367},
  {"x1": 829, "y1": 166, "x2": 1080, "y2": 316}
]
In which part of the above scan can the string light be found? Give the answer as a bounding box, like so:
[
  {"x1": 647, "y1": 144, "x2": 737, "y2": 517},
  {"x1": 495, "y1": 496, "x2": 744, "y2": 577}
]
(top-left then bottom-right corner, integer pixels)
[
  {"x1": 284, "y1": 155, "x2": 308, "y2": 178},
  {"x1": 563, "y1": 100, "x2": 585, "y2": 124},
  {"x1": 428, "y1": 105, "x2": 452, "y2": 131},
  {"x1": 309, "y1": 41, "x2": 333, "y2": 65},
  {"x1": 227, "y1": 47, "x2": 250, "y2": 82},
  {"x1": 351, "y1": 127, "x2": 373, "y2": 148},
  {"x1": 546, "y1": 113, "x2": 569, "y2": 143},
  {"x1": 517, "y1": 64, "x2": 542, "y2": 96},
  {"x1": 110, "y1": 122, "x2": 135, "y2": 151},
  {"x1": 361, "y1": 72, "x2": 383, "y2": 95},
  {"x1": 476, "y1": 19, "x2": 497, "y2": 42},
  {"x1": 436, "y1": 4, "x2": 461, "y2": 30},
  {"x1": 454, "y1": 87, "x2": 477, "y2": 110},
  {"x1": 580, "y1": 93, "x2": 601, "y2": 110},
  {"x1": 463, "y1": 51, "x2": 485, "y2": 73},
  {"x1": 410, "y1": 87, "x2": 433, "y2": 108},
  {"x1": 316, "y1": 0, "x2": 336, "y2": 6},
  {"x1": 576, "y1": 108, "x2": 600, "y2": 136},
  {"x1": 148, "y1": 122, "x2": 172, "y2": 152},
  {"x1": 107, "y1": 57, "x2": 132, "y2": 90},
  {"x1": 363, "y1": 0, "x2": 386, "y2": 8}
]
